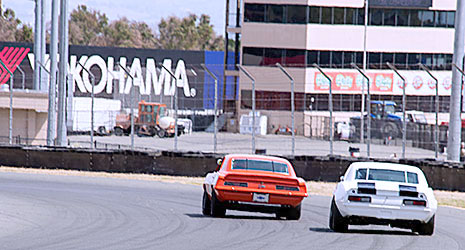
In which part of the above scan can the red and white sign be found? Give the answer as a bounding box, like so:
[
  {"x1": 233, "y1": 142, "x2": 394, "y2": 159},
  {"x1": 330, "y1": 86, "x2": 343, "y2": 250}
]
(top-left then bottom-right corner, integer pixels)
[
  {"x1": 308, "y1": 69, "x2": 454, "y2": 96},
  {"x1": 314, "y1": 71, "x2": 394, "y2": 93}
]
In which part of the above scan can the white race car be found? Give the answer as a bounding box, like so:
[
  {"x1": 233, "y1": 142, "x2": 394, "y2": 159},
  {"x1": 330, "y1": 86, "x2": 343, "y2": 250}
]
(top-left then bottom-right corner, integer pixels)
[{"x1": 330, "y1": 162, "x2": 437, "y2": 235}]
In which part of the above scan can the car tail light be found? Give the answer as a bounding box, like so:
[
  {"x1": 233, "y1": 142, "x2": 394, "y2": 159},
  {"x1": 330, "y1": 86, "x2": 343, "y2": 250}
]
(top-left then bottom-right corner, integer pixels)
[
  {"x1": 348, "y1": 195, "x2": 371, "y2": 203},
  {"x1": 403, "y1": 199, "x2": 426, "y2": 206},
  {"x1": 276, "y1": 185, "x2": 299, "y2": 191},
  {"x1": 224, "y1": 181, "x2": 248, "y2": 187}
]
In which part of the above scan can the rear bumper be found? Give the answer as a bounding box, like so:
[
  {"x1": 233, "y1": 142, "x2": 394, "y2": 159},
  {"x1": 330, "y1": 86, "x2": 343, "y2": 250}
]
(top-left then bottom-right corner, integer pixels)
[
  {"x1": 215, "y1": 189, "x2": 304, "y2": 207},
  {"x1": 346, "y1": 215, "x2": 424, "y2": 229},
  {"x1": 336, "y1": 200, "x2": 435, "y2": 223}
]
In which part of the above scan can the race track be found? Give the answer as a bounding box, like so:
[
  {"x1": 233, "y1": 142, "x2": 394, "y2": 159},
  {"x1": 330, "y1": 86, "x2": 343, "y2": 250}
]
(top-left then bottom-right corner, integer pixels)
[{"x1": 0, "y1": 171, "x2": 464, "y2": 250}]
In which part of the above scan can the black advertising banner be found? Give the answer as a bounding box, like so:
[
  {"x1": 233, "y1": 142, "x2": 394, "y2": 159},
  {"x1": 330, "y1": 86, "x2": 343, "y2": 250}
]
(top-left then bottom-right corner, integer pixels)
[{"x1": 0, "y1": 41, "x2": 213, "y2": 110}]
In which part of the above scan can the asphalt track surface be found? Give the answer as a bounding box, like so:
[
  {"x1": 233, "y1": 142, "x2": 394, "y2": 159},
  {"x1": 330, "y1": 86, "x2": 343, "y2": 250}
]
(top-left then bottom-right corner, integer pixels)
[{"x1": 0, "y1": 171, "x2": 464, "y2": 250}]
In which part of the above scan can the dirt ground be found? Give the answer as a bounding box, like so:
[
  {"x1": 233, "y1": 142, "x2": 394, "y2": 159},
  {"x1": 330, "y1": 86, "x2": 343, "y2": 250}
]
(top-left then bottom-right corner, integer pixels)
[{"x1": 0, "y1": 166, "x2": 463, "y2": 209}]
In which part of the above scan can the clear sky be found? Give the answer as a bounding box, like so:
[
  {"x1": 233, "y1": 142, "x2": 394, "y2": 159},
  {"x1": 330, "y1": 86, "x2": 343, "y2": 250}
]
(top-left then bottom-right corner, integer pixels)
[{"x1": 3, "y1": 0, "x2": 226, "y2": 35}]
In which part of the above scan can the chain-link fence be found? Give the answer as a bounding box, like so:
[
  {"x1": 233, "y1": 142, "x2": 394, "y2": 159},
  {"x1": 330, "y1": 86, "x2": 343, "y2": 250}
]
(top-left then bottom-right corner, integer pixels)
[{"x1": 1, "y1": 59, "x2": 463, "y2": 160}]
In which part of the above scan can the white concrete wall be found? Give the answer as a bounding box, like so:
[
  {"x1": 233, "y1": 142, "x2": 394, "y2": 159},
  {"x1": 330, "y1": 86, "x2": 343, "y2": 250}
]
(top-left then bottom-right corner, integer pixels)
[
  {"x1": 239, "y1": 66, "x2": 308, "y2": 92},
  {"x1": 307, "y1": 25, "x2": 454, "y2": 53},
  {"x1": 244, "y1": 0, "x2": 454, "y2": 9},
  {"x1": 242, "y1": 23, "x2": 308, "y2": 50},
  {"x1": 242, "y1": 23, "x2": 455, "y2": 54},
  {"x1": 0, "y1": 90, "x2": 48, "y2": 144},
  {"x1": 244, "y1": 0, "x2": 364, "y2": 8}
]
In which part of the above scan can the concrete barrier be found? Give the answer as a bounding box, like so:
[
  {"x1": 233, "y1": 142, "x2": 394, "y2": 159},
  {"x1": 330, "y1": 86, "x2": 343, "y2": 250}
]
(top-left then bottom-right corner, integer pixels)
[{"x1": 0, "y1": 145, "x2": 464, "y2": 191}]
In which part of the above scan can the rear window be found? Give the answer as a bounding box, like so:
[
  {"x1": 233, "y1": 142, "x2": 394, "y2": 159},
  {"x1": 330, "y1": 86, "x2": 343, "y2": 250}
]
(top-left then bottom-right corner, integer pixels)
[
  {"x1": 407, "y1": 172, "x2": 419, "y2": 184},
  {"x1": 231, "y1": 159, "x2": 289, "y2": 174},
  {"x1": 355, "y1": 168, "x2": 367, "y2": 180},
  {"x1": 368, "y1": 169, "x2": 405, "y2": 183}
]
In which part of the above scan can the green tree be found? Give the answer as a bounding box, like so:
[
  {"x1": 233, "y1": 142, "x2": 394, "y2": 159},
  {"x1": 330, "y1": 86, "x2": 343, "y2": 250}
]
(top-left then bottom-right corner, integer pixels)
[
  {"x1": 69, "y1": 5, "x2": 108, "y2": 46},
  {"x1": 15, "y1": 24, "x2": 33, "y2": 43},
  {"x1": 156, "y1": 14, "x2": 224, "y2": 51},
  {"x1": 3, "y1": 4, "x2": 228, "y2": 51},
  {"x1": 104, "y1": 18, "x2": 156, "y2": 48},
  {"x1": 0, "y1": 8, "x2": 33, "y2": 43}
]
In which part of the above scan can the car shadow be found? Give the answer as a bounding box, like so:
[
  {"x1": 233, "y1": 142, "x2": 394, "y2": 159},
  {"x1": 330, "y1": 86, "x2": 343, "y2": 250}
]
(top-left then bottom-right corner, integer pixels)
[
  {"x1": 185, "y1": 213, "x2": 279, "y2": 220},
  {"x1": 309, "y1": 227, "x2": 416, "y2": 236}
]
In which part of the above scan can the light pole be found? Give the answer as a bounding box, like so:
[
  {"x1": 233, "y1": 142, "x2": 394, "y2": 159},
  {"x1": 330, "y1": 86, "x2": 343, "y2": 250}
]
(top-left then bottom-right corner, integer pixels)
[
  {"x1": 361, "y1": 0, "x2": 369, "y2": 143},
  {"x1": 448, "y1": 0, "x2": 465, "y2": 161},
  {"x1": 47, "y1": 0, "x2": 59, "y2": 146},
  {"x1": 57, "y1": 0, "x2": 69, "y2": 147},
  {"x1": 33, "y1": 0, "x2": 42, "y2": 90},
  {"x1": 40, "y1": 0, "x2": 46, "y2": 91}
]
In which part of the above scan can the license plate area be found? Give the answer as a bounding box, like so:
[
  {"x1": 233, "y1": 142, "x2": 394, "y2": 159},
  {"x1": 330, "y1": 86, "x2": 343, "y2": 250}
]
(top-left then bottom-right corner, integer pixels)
[{"x1": 253, "y1": 193, "x2": 269, "y2": 203}]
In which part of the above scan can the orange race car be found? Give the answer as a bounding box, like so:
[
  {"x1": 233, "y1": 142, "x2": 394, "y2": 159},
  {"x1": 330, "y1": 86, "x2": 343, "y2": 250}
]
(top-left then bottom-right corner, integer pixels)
[{"x1": 202, "y1": 154, "x2": 308, "y2": 220}]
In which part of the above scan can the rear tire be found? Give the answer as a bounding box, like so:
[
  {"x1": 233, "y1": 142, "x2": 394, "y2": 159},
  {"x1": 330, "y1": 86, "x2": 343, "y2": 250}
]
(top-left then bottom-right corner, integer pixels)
[
  {"x1": 276, "y1": 209, "x2": 286, "y2": 219},
  {"x1": 202, "y1": 190, "x2": 211, "y2": 216},
  {"x1": 416, "y1": 215, "x2": 435, "y2": 236},
  {"x1": 210, "y1": 190, "x2": 226, "y2": 217},
  {"x1": 286, "y1": 204, "x2": 301, "y2": 220},
  {"x1": 114, "y1": 127, "x2": 123, "y2": 136},
  {"x1": 381, "y1": 122, "x2": 398, "y2": 138},
  {"x1": 157, "y1": 129, "x2": 166, "y2": 138},
  {"x1": 329, "y1": 198, "x2": 348, "y2": 232}
]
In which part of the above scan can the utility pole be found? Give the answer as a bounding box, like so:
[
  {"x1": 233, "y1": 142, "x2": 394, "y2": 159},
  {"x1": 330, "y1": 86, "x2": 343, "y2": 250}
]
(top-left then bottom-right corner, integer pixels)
[
  {"x1": 40, "y1": 0, "x2": 46, "y2": 91},
  {"x1": 223, "y1": 0, "x2": 230, "y2": 113},
  {"x1": 47, "y1": 0, "x2": 59, "y2": 146},
  {"x1": 57, "y1": 0, "x2": 69, "y2": 146},
  {"x1": 448, "y1": 0, "x2": 465, "y2": 161},
  {"x1": 361, "y1": 0, "x2": 369, "y2": 143},
  {"x1": 33, "y1": 0, "x2": 42, "y2": 90}
]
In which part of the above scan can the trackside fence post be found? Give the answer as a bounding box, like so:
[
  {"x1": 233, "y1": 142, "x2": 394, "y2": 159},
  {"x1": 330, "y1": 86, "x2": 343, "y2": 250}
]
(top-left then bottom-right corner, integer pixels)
[
  {"x1": 276, "y1": 63, "x2": 295, "y2": 157},
  {"x1": 351, "y1": 63, "x2": 371, "y2": 158},
  {"x1": 78, "y1": 61, "x2": 96, "y2": 149},
  {"x1": 159, "y1": 63, "x2": 179, "y2": 151},
  {"x1": 313, "y1": 64, "x2": 333, "y2": 155},
  {"x1": 17, "y1": 65, "x2": 25, "y2": 89},
  {"x1": 117, "y1": 63, "x2": 135, "y2": 151},
  {"x1": 0, "y1": 59, "x2": 13, "y2": 144},
  {"x1": 387, "y1": 62, "x2": 407, "y2": 159},
  {"x1": 237, "y1": 65, "x2": 256, "y2": 154},
  {"x1": 202, "y1": 64, "x2": 218, "y2": 153},
  {"x1": 419, "y1": 63, "x2": 439, "y2": 159}
]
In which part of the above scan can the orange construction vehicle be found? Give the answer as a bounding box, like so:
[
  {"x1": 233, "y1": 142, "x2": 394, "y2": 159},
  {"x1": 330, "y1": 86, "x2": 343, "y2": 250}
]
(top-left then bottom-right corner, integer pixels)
[{"x1": 114, "y1": 101, "x2": 184, "y2": 138}]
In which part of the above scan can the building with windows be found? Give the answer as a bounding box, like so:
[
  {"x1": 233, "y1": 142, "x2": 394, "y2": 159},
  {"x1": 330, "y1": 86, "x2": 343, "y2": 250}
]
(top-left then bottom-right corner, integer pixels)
[{"x1": 237, "y1": 0, "x2": 457, "y2": 135}]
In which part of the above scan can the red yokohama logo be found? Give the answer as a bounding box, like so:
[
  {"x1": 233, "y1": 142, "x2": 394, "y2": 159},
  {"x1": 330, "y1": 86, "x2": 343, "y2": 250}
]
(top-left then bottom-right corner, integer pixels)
[{"x1": 0, "y1": 46, "x2": 31, "y2": 85}]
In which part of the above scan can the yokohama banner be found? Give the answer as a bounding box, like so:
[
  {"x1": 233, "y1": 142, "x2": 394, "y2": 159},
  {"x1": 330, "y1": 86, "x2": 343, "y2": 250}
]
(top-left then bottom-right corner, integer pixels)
[{"x1": 0, "y1": 41, "x2": 236, "y2": 111}]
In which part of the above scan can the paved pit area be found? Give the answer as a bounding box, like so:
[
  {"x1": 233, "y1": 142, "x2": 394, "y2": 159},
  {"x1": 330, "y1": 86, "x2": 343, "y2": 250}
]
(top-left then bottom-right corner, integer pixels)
[{"x1": 69, "y1": 132, "x2": 441, "y2": 159}]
